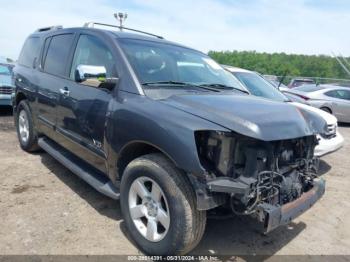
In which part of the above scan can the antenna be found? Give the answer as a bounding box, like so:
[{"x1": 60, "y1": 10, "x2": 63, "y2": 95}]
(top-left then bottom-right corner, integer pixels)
[{"x1": 114, "y1": 12, "x2": 128, "y2": 31}]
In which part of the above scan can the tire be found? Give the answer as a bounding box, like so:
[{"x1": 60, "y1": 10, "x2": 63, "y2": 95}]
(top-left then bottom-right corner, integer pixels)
[
  {"x1": 15, "y1": 100, "x2": 40, "y2": 152},
  {"x1": 320, "y1": 107, "x2": 332, "y2": 114},
  {"x1": 120, "y1": 153, "x2": 206, "y2": 255}
]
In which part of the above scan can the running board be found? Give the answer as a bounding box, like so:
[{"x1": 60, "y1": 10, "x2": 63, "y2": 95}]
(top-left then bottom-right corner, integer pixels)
[{"x1": 38, "y1": 137, "x2": 120, "y2": 200}]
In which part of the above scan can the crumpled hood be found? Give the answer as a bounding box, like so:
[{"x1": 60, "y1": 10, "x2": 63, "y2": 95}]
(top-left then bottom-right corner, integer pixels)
[{"x1": 161, "y1": 93, "x2": 327, "y2": 141}]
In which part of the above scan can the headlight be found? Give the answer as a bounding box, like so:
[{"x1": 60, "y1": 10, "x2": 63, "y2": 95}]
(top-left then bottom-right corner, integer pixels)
[{"x1": 320, "y1": 123, "x2": 337, "y2": 139}]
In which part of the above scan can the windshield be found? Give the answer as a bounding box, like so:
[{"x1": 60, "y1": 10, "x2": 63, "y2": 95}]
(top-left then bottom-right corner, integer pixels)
[
  {"x1": 0, "y1": 65, "x2": 12, "y2": 76},
  {"x1": 119, "y1": 39, "x2": 244, "y2": 91},
  {"x1": 233, "y1": 72, "x2": 288, "y2": 102}
]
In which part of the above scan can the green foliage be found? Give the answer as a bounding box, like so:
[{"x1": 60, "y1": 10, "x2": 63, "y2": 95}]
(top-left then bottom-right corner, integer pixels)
[{"x1": 208, "y1": 50, "x2": 350, "y2": 79}]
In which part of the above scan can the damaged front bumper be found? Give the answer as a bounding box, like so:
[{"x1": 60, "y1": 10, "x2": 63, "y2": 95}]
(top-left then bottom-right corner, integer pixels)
[
  {"x1": 256, "y1": 178, "x2": 325, "y2": 233},
  {"x1": 199, "y1": 176, "x2": 325, "y2": 233},
  {"x1": 252, "y1": 179, "x2": 325, "y2": 233}
]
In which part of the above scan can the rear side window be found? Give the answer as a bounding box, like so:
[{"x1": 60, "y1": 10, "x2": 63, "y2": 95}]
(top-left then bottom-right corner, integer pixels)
[
  {"x1": 325, "y1": 90, "x2": 336, "y2": 98},
  {"x1": 18, "y1": 37, "x2": 40, "y2": 68},
  {"x1": 43, "y1": 34, "x2": 74, "y2": 77}
]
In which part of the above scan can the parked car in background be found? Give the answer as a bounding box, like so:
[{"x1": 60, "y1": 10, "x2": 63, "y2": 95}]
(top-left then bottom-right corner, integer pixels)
[
  {"x1": 223, "y1": 66, "x2": 344, "y2": 156},
  {"x1": 267, "y1": 78, "x2": 288, "y2": 89},
  {"x1": 0, "y1": 63, "x2": 14, "y2": 106},
  {"x1": 266, "y1": 77, "x2": 309, "y2": 105},
  {"x1": 286, "y1": 84, "x2": 350, "y2": 123},
  {"x1": 14, "y1": 22, "x2": 327, "y2": 255},
  {"x1": 288, "y1": 78, "x2": 315, "y2": 88}
]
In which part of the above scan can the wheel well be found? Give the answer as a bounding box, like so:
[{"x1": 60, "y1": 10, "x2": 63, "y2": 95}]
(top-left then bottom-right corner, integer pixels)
[
  {"x1": 117, "y1": 142, "x2": 175, "y2": 178},
  {"x1": 320, "y1": 106, "x2": 332, "y2": 114},
  {"x1": 15, "y1": 92, "x2": 27, "y2": 107}
]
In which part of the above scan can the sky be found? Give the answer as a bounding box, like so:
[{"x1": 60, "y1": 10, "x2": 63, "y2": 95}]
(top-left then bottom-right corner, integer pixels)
[{"x1": 0, "y1": 0, "x2": 349, "y2": 60}]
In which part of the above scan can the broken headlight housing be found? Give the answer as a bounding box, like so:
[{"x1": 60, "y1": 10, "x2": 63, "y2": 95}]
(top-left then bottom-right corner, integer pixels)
[{"x1": 195, "y1": 131, "x2": 236, "y2": 177}]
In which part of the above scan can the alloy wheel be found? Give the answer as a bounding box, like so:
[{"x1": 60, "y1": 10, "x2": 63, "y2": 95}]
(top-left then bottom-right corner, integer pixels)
[
  {"x1": 18, "y1": 110, "x2": 29, "y2": 143},
  {"x1": 128, "y1": 176, "x2": 170, "y2": 242}
]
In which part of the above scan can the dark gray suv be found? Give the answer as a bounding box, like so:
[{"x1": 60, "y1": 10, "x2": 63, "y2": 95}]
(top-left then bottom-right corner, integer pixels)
[{"x1": 13, "y1": 22, "x2": 326, "y2": 255}]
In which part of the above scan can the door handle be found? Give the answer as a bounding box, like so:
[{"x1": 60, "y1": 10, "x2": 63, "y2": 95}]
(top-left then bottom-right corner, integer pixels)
[{"x1": 59, "y1": 87, "x2": 70, "y2": 96}]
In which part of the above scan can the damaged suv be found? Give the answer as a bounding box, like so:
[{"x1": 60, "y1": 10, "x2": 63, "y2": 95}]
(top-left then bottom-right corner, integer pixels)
[{"x1": 14, "y1": 23, "x2": 326, "y2": 255}]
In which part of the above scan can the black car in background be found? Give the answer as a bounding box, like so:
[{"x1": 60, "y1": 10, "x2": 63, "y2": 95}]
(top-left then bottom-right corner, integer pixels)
[
  {"x1": 13, "y1": 22, "x2": 326, "y2": 255},
  {"x1": 288, "y1": 78, "x2": 315, "y2": 88}
]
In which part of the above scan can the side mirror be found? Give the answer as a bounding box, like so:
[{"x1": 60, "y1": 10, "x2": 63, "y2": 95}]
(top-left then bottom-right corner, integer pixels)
[{"x1": 75, "y1": 65, "x2": 118, "y2": 90}]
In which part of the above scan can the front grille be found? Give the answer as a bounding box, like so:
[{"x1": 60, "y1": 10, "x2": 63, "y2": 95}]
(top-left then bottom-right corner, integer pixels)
[
  {"x1": 323, "y1": 124, "x2": 337, "y2": 139},
  {"x1": 0, "y1": 86, "x2": 13, "y2": 95}
]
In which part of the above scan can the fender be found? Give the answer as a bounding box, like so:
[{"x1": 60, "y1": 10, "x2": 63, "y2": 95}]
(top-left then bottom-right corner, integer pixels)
[{"x1": 104, "y1": 92, "x2": 229, "y2": 183}]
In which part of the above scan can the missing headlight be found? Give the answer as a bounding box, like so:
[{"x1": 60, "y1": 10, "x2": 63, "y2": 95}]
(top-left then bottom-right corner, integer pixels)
[{"x1": 195, "y1": 131, "x2": 236, "y2": 177}]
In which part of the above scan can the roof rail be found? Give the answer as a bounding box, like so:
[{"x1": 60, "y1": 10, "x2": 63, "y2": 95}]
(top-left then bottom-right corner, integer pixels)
[
  {"x1": 84, "y1": 22, "x2": 164, "y2": 39},
  {"x1": 35, "y1": 25, "x2": 63, "y2": 33}
]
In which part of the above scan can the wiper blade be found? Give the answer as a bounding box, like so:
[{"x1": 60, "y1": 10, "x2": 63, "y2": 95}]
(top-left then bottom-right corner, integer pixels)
[
  {"x1": 141, "y1": 81, "x2": 221, "y2": 92},
  {"x1": 142, "y1": 81, "x2": 190, "y2": 86},
  {"x1": 141, "y1": 81, "x2": 248, "y2": 94},
  {"x1": 200, "y1": 83, "x2": 249, "y2": 94}
]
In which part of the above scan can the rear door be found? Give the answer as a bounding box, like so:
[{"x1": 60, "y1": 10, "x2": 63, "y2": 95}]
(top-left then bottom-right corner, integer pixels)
[
  {"x1": 55, "y1": 33, "x2": 118, "y2": 173},
  {"x1": 36, "y1": 33, "x2": 75, "y2": 137}
]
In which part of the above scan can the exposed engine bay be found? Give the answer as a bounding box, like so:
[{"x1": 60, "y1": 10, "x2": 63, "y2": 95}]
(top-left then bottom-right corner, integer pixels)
[{"x1": 195, "y1": 131, "x2": 324, "y2": 232}]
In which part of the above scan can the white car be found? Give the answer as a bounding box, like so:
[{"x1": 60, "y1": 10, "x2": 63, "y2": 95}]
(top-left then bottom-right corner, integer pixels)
[
  {"x1": 291, "y1": 102, "x2": 344, "y2": 156},
  {"x1": 223, "y1": 65, "x2": 344, "y2": 156}
]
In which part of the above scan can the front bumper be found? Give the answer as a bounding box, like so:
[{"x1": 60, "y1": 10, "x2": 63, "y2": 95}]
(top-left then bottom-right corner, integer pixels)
[
  {"x1": 257, "y1": 178, "x2": 325, "y2": 233},
  {"x1": 315, "y1": 131, "x2": 344, "y2": 157}
]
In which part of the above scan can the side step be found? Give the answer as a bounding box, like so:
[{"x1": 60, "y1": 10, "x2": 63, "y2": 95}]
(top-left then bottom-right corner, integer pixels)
[{"x1": 38, "y1": 137, "x2": 120, "y2": 200}]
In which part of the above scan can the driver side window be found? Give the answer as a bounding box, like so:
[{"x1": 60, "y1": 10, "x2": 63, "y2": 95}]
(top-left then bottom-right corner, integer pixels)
[{"x1": 70, "y1": 34, "x2": 116, "y2": 81}]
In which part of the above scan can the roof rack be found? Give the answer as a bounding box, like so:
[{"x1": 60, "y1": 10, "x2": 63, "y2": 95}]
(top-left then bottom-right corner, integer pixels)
[
  {"x1": 35, "y1": 25, "x2": 63, "y2": 32},
  {"x1": 84, "y1": 22, "x2": 164, "y2": 39}
]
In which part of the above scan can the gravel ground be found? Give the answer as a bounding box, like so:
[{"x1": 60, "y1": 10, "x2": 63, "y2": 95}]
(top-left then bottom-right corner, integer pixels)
[{"x1": 0, "y1": 105, "x2": 350, "y2": 257}]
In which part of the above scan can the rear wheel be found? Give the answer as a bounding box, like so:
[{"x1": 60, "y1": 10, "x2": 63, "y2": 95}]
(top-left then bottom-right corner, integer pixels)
[
  {"x1": 120, "y1": 153, "x2": 206, "y2": 255},
  {"x1": 16, "y1": 100, "x2": 40, "y2": 152}
]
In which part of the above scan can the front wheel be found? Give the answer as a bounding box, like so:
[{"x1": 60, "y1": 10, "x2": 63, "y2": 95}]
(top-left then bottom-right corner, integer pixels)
[{"x1": 120, "y1": 153, "x2": 206, "y2": 255}]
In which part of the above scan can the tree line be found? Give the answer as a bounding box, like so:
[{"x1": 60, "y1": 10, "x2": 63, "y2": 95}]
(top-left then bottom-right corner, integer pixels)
[{"x1": 208, "y1": 50, "x2": 350, "y2": 79}]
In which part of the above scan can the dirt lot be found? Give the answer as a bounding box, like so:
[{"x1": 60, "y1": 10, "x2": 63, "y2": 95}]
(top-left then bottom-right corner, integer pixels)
[{"x1": 1, "y1": 105, "x2": 350, "y2": 257}]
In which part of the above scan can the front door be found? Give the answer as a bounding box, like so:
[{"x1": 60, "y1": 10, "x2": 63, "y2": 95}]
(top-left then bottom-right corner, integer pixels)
[{"x1": 55, "y1": 34, "x2": 118, "y2": 173}]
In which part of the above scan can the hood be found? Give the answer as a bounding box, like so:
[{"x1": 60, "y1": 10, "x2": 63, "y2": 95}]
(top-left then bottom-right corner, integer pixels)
[
  {"x1": 291, "y1": 102, "x2": 337, "y2": 125},
  {"x1": 160, "y1": 93, "x2": 327, "y2": 141}
]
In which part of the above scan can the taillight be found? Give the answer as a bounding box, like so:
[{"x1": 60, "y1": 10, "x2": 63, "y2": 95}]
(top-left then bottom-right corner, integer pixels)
[
  {"x1": 296, "y1": 94, "x2": 310, "y2": 100},
  {"x1": 285, "y1": 91, "x2": 310, "y2": 101}
]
